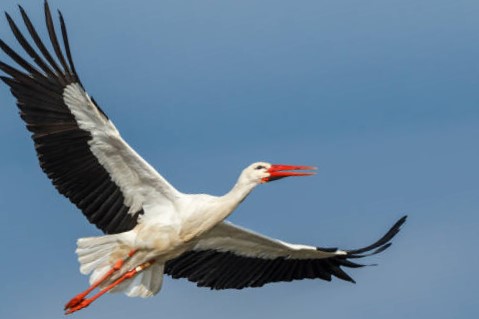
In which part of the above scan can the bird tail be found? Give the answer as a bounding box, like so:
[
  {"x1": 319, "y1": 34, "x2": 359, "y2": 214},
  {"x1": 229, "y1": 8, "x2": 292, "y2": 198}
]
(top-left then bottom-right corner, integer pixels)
[{"x1": 75, "y1": 234, "x2": 164, "y2": 297}]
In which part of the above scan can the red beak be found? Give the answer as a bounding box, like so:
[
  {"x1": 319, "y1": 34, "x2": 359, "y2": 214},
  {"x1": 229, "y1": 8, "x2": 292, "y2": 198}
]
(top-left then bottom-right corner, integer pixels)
[{"x1": 263, "y1": 164, "x2": 317, "y2": 183}]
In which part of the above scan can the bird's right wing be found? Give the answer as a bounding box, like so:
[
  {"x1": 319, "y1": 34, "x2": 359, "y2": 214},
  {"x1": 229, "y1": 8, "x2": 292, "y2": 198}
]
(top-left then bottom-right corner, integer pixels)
[
  {"x1": 165, "y1": 216, "x2": 407, "y2": 289},
  {"x1": 0, "y1": 2, "x2": 181, "y2": 234}
]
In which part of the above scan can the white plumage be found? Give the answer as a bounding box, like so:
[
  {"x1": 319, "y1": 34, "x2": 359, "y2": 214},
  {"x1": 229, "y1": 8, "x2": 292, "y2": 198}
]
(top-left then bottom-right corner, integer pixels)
[{"x1": 0, "y1": 1, "x2": 406, "y2": 315}]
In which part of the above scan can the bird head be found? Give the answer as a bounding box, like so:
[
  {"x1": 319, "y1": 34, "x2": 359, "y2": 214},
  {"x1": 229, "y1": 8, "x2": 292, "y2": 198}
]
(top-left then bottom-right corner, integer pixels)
[{"x1": 241, "y1": 162, "x2": 317, "y2": 185}]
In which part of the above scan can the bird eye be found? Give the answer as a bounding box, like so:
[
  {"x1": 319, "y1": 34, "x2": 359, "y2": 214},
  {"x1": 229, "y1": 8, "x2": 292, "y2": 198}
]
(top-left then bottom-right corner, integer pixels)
[{"x1": 255, "y1": 165, "x2": 265, "y2": 170}]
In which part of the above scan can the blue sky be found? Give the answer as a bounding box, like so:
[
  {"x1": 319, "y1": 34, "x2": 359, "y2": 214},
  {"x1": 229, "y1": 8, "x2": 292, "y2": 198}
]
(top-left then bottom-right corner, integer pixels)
[{"x1": 0, "y1": 0, "x2": 478, "y2": 318}]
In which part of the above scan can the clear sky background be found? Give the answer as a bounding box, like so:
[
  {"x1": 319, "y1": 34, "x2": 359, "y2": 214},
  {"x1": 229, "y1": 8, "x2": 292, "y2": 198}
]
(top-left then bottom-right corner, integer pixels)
[{"x1": 1, "y1": 0, "x2": 478, "y2": 318}]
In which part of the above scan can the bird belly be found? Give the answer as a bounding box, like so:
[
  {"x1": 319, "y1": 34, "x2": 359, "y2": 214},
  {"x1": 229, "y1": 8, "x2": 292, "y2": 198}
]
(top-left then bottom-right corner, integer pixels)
[{"x1": 133, "y1": 222, "x2": 195, "y2": 262}]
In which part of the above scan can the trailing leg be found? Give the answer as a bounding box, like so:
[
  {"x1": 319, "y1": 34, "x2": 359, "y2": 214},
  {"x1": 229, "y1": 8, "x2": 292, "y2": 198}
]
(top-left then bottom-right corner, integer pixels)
[
  {"x1": 64, "y1": 249, "x2": 137, "y2": 311},
  {"x1": 65, "y1": 260, "x2": 154, "y2": 315}
]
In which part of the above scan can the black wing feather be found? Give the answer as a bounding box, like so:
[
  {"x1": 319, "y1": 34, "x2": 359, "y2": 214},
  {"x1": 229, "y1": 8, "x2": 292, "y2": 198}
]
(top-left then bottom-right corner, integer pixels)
[
  {"x1": 58, "y1": 10, "x2": 78, "y2": 82},
  {"x1": 0, "y1": 1, "x2": 142, "y2": 234},
  {"x1": 18, "y1": 5, "x2": 64, "y2": 82},
  {"x1": 165, "y1": 216, "x2": 407, "y2": 289},
  {"x1": 44, "y1": 1, "x2": 72, "y2": 82},
  {"x1": 5, "y1": 12, "x2": 55, "y2": 81}
]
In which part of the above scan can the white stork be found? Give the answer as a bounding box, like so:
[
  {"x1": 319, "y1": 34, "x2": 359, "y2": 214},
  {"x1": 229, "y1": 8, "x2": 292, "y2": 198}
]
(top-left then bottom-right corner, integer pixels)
[{"x1": 0, "y1": 1, "x2": 406, "y2": 315}]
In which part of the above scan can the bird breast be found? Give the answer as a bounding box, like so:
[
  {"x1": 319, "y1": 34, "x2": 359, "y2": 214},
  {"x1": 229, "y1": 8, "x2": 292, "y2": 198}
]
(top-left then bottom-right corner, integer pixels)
[{"x1": 133, "y1": 194, "x2": 233, "y2": 256}]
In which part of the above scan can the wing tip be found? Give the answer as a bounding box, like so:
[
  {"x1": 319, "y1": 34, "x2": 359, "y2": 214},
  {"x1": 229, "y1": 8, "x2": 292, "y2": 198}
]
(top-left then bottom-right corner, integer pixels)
[
  {"x1": 17, "y1": 4, "x2": 26, "y2": 16},
  {"x1": 329, "y1": 215, "x2": 407, "y2": 283},
  {"x1": 347, "y1": 214, "x2": 407, "y2": 257}
]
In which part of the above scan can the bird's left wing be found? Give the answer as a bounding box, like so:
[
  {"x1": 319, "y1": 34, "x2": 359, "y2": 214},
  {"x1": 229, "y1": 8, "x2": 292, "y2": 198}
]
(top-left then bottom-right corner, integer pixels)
[
  {"x1": 0, "y1": 2, "x2": 181, "y2": 234},
  {"x1": 165, "y1": 216, "x2": 406, "y2": 289}
]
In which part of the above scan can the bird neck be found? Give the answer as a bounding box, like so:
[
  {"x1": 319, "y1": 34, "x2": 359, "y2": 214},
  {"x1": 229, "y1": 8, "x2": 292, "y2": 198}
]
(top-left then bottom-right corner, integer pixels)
[
  {"x1": 219, "y1": 179, "x2": 258, "y2": 216},
  {"x1": 184, "y1": 179, "x2": 257, "y2": 240}
]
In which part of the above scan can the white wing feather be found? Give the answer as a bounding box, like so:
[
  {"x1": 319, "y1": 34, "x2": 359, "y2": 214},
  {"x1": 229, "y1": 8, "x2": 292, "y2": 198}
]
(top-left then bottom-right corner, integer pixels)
[
  {"x1": 194, "y1": 221, "x2": 346, "y2": 259},
  {"x1": 63, "y1": 83, "x2": 182, "y2": 216}
]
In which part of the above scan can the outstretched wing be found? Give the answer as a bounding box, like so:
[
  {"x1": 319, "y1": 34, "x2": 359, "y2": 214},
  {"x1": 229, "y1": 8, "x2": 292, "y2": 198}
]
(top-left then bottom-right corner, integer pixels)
[
  {"x1": 0, "y1": 2, "x2": 181, "y2": 234},
  {"x1": 165, "y1": 216, "x2": 407, "y2": 289}
]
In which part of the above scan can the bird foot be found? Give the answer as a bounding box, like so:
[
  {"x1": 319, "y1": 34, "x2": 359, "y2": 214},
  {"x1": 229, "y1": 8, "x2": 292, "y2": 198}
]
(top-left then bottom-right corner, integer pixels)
[
  {"x1": 64, "y1": 293, "x2": 87, "y2": 311},
  {"x1": 65, "y1": 298, "x2": 92, "y2": 315}
]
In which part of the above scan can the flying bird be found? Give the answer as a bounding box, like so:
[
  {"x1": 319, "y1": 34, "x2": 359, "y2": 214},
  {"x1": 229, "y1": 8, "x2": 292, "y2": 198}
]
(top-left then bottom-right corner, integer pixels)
[{"x1": 0, "y1": 1, "x2": 406, "y2": 315}]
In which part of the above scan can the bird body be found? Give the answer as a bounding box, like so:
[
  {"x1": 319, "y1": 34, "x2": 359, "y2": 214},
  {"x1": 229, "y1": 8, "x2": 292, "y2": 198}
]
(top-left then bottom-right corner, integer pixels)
[
  {"x1": 0, "y1": 1, "x2": 406, "y2": 315},
  {"x1": 77, "y1": 161, "x2": 314, "y2": 297}
]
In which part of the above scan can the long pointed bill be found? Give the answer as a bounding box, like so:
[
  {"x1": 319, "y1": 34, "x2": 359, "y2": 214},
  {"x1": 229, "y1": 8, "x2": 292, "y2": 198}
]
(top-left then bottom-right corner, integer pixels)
[{"x1": 263, "y1": 164, "x2": 317, "y2": 183}]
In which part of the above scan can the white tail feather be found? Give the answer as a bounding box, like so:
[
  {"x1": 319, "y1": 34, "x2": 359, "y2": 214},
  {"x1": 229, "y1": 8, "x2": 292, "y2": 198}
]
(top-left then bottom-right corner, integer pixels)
[
  {"x1": 110, "y1": 264, "x2": 164, "y2": 298},
  {"x1": 76, "y1": 235, "x2": 123, "y2": 276},
  {"x1": 126, "y1": 264, "x2": 164, "y2": 297}
]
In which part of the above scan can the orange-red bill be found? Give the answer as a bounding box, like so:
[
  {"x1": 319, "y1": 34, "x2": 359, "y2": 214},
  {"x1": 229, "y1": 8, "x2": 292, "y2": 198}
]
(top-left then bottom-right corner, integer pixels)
[{"x1": 264, "y1": 164, "x2": 317, "y2": 182}]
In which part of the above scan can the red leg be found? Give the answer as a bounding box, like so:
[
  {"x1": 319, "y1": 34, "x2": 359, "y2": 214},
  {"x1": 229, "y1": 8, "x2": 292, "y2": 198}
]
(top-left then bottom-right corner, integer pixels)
[
  {"x1": 65, "y1": 260, "x2": 154, "y2": 315},
  {"x1": 64, "y1": 249, "x2": 137, "y2": 311}
]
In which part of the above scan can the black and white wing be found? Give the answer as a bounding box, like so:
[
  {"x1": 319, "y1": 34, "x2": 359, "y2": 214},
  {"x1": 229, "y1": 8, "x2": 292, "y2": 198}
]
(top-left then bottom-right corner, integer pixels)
[
  {"x1": 0, "y1": 2, "x2": 181, "y2": 234},
  {"x1": 165, "y1": 216, "x2": 407, "y2": 289}
]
